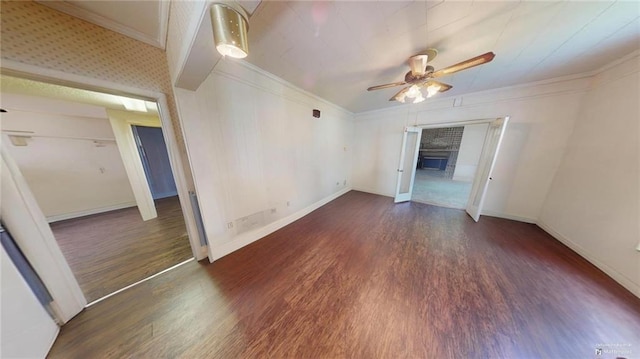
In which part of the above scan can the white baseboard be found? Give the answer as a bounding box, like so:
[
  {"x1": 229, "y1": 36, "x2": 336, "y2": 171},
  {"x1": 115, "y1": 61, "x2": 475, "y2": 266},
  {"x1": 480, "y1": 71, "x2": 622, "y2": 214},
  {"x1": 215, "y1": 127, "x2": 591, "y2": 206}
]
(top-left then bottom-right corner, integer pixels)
[
  {"x1": 537, "y1": 221, "x2": 640, "y2": 298},
  {"x1": 46, "y1": 327, "x2": 60, "y2": 358},
  {"x1": 211, "y1": 188, "x2": 352, "y2": 261},
  {"x1": 481, "y1": 210, "x2": 537, "y2": 224},
  {"x1": 350, "y1": 187, "x2": 393, "y2": 198},
  {"x1": 46, "y1": 202, "x2": 137, "y2": 223}
]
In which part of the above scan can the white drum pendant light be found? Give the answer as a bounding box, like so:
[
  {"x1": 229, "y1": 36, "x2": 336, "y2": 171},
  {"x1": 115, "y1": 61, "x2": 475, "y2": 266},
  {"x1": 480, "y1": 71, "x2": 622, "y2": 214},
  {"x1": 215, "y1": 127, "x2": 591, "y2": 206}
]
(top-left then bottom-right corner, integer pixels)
[{"x1": 210, "y1": 3, "x2": 249, "y2": 59}]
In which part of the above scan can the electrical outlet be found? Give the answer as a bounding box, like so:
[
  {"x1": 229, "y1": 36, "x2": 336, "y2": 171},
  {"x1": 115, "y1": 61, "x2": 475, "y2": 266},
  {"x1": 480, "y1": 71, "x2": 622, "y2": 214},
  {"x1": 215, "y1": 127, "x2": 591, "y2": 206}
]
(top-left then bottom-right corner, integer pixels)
[
  {"x1": 286, "y1": 201, "x2": 290, "y2": 207},
  {"x1": 270, "y1": 208, "x2": 276, "y2": 214},
  {"x1": 227, "y1": 222, "x2": 233, "y2": 229}
]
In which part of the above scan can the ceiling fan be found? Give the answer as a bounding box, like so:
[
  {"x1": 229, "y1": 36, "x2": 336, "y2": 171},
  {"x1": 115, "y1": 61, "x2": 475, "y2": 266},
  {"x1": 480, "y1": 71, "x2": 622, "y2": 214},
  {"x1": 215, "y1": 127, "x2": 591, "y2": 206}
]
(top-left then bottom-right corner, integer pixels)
[{"x1": 367, "y1": 49, "x2": 495, "y2": 103}]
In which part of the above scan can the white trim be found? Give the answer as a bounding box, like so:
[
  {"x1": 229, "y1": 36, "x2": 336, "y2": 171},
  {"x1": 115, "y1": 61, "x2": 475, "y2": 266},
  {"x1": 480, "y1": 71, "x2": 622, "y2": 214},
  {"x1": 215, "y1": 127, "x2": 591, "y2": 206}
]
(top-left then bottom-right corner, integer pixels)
[
  {"x1": 350, "y1": 187, "x2": 394, "y2": 198},
  {"x1": 481, "y1": 210, "x2": 537, "y2": 224},
  {"x1": 212, "y1": 188, "x2": 352, "y2": 261},
  {"x1": 155, "y1": 94, "x2": 208, "y2": 261},
  {"x1": 537, "y1": 221, "x2": 640, "y2": 298},
  {"x1": 86, "y1": 258, "x2": 195, "y2": 307},
  {"x1": 46, "y1": 202, "x2": 137, "y2": 223},
  {"x1": 35, "y1": 1, "x2": 168, "y2": 49},
  {"x1": 158, "y1": 0, "x2": 170, "y2": 49},
  {"x1": 417, "y1": 118, "x2": 500, "y2": 129},
  {"x1": 0, "y1": 107, "x2": 109, "y2": 121},
  {"x1": 593, "y1": 49, "x2": 640, "y2": 76},
  {"x1": 46, "y1": 327, "x2": 61, "y2": 357}
]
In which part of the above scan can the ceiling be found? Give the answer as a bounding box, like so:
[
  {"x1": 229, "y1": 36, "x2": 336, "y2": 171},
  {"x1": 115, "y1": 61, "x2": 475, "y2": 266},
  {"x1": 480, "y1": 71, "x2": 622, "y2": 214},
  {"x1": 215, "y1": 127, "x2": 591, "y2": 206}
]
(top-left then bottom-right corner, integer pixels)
[
  {"x1": 0, "y1": 75, "x2": 159, "y2": 115},
  {"x1": 38, "y1": 0, "x2": 169, "y2": 48},
  {"x1": 34, "y1": 1, "x2": 640, "y2": 113}
]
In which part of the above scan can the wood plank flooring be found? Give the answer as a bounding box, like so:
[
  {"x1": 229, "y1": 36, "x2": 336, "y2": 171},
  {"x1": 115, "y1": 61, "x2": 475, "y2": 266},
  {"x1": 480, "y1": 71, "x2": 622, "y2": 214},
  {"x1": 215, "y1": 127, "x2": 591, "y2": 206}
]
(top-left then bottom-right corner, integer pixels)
[
  {"x1": 50, "y1": 196, "x2": 193, "y2": 302},
  {"x1": 48, "y1": 191, "x2": 640, "y2": 358}
]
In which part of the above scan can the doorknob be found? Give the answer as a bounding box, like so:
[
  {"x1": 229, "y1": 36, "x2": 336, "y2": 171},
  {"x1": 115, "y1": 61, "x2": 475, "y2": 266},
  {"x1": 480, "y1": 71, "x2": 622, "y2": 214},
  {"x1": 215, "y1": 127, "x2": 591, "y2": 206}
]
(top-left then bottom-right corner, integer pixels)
[{"x1": 398, "y1": 169, "x2": 404, "y2": 172}]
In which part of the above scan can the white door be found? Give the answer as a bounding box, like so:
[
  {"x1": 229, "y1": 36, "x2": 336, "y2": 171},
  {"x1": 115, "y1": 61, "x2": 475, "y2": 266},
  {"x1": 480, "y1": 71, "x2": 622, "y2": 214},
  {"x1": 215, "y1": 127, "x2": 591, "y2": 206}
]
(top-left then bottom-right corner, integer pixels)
[
  {"x1": 466, "y1": 117, "x2": 509, "y2": 221},
  {"x1": 1, "y1": 241, "x2": 59, "y2": 358},
  {"x1": 394, "y1": 127, "x2": 422, "y2": 203},
  {"x1": 1, "y1": 146, "x2": 86, "y2": 323}
]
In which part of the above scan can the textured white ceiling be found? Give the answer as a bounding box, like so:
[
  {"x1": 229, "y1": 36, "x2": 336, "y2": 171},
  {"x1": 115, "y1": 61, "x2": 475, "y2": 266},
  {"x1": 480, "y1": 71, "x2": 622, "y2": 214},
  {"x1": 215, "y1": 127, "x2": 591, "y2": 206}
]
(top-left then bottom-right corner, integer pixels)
[
  {"x1": 36, "y1": 0, "x2": 640, "y2": 113},
  {"x1": 0, "y1": 75, "x2": 158, "y2": 115},
  {"x1": 247, "y1": 0, "x2": 639, "y2": 112}
]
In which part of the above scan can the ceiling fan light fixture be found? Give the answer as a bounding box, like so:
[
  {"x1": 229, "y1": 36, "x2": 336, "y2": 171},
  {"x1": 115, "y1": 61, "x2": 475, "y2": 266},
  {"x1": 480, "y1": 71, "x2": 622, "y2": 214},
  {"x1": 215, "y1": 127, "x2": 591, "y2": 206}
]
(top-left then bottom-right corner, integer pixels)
[
  {"x1": 396, "y1": 92, "x2": 407, "y2": 103},
  {"x1": 406, "y1": 85, "x2": 421, "y2": 98},
  {"x1": 426, "y1": 83, "x2": 441, "y2": 98},
  {"x1": 210, "y1": 3, "x2": 249, "y2": 59},
  {"x1": 413, "y1": 93, "x2": 425, "y2": 103},
  {"x1": 120, "y1": 97, "x2": 148, "y2": 112}
]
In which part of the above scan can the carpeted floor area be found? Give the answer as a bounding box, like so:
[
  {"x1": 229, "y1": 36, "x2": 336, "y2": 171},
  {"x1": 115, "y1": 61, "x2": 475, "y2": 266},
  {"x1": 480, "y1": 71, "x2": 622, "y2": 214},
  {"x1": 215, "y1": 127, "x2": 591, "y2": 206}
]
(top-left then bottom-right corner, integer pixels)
[{"x1": 411, "y1": 169, "x2": 472, "y2": 209}]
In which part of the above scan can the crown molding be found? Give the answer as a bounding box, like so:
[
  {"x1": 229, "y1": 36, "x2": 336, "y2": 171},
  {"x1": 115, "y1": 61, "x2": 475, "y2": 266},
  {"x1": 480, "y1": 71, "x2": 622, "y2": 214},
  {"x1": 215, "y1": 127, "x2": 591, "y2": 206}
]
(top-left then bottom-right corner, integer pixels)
[
  {"x1": 213, "y1": 60, "x2": 355, "y2": 117},
  {"x1": 37, "y1": 1, "x2": 169, "y2": 49}
]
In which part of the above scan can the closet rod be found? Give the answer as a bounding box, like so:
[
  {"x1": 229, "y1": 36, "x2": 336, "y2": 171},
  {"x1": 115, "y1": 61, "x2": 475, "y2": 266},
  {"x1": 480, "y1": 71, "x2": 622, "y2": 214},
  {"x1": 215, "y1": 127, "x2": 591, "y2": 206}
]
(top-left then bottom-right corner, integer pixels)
[{"x1": 2, "y1": 130, "x2": 115, "y2": 142}]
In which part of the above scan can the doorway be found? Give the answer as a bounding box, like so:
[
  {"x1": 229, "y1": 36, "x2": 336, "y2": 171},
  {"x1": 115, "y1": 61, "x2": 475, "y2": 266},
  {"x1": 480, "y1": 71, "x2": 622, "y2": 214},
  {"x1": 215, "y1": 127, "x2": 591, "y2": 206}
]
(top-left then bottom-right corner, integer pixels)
[
  {"x1": 412, "y1": 124, "x2": 488, "y2": 209},
  {"x1": 132, "y1": 125, "x2": 178, "y2": 200},
  {"x1": 1, "y1": 75, "x2": 194, "y2": 303},
  {"x1": 394, "y1": 118, "x2": 509, "y2": 221}
]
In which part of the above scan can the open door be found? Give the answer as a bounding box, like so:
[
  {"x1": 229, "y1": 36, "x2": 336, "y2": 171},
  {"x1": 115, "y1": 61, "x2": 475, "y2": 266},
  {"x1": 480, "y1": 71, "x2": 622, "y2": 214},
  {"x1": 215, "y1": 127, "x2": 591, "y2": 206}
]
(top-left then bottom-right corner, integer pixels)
[
  {"x1": 466, "y1": 117, "x2": 509, "y2": 221},
  {"x1": 1, "y1": 146, "x2": 86, "y2": 323},
  {"x1": 394, "y1": 127, "x2": 422, "y2": 203}
]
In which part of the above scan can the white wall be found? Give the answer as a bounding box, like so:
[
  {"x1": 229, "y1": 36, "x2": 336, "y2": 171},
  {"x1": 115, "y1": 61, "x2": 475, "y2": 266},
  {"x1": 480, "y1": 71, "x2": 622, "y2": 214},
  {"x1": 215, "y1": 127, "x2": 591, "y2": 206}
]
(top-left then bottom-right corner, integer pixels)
[
  {"x1": 1, "y1": 94, "x2": 136, "y2": 221},
  {"x1": 175, "y1": 59, "x2": 354, "y2": 260},
  {"x1": 1, "y1": 245, "x2": 59, "y2": 358},
  {"x1": 453, "y1": 123, "x2": 489, "y2": 182},
  {"x1": 539, "y1": 54, "x2": 640, "y2": 297},
  {"x1": 352, "y1": 76, "x2": 590, "y2": 222}
]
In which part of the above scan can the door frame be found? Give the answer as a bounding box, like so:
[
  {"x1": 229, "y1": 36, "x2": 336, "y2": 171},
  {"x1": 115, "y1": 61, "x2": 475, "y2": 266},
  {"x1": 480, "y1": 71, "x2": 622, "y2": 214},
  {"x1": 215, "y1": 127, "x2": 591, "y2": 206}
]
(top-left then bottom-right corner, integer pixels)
[
  {"x1": 398, "y1": 117, "x2": 509, "y2": 216},
  {"x1": 0, "y1": 60, "x2": 206, "y2": 319}
]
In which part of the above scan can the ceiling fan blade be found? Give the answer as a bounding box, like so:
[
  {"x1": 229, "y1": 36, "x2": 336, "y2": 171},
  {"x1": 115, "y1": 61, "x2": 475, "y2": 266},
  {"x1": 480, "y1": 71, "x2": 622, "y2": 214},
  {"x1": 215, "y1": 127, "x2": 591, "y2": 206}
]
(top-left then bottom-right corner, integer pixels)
[
  {"x1": 424, "y1": 80, "x2": 453, "y2": 92},
  {"x1": 389, "y1": 87, "x2": 409, "y2": 102},
  {"x1": 431, "y1": 52, "x2": 495, "y2": 78},
  {"x1": 367, "y1": 81, "x2": 406, "y2": 91}
]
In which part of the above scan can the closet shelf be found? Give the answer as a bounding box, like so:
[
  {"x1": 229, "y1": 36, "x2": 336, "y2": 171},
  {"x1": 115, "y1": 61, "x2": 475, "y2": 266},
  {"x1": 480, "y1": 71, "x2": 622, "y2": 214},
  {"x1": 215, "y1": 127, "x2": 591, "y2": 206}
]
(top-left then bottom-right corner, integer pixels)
[{"x1": 419, "y1": 149, "x2": 459, "y2": 152}]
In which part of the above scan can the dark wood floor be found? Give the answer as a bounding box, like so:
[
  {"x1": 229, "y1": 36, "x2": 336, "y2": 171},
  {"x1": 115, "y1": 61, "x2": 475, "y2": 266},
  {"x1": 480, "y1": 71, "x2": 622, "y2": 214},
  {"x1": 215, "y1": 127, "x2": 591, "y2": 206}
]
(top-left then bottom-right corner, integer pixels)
[
  {"x1": 48, "y1": 191, "x2": 640, "y2": 358},
  {"x1": 50, "y1": 196, "x2": 193, "y2": 302}
]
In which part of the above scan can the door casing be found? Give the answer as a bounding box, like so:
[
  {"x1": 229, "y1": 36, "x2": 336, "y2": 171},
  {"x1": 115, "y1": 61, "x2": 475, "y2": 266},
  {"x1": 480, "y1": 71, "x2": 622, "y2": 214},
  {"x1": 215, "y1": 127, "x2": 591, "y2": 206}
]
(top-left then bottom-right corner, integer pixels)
[{"x1": 393, "y1": 117, "x2": 509, "y2": 222}]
